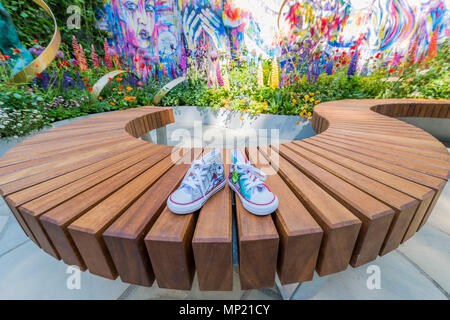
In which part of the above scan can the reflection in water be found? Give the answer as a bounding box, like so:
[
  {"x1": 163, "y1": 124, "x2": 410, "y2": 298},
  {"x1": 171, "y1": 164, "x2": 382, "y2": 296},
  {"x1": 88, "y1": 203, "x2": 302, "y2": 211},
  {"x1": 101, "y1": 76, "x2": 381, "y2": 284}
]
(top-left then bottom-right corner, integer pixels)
[{"x1": 143, "y1": 122, "x2": 292, "y2": 148}]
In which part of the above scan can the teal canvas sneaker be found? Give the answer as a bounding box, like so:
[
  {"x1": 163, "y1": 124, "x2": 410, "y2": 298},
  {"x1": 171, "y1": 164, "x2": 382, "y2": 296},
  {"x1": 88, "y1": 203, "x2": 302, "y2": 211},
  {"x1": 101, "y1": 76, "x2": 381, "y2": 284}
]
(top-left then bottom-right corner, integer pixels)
[{"x1": 228, "y1": 149, "x2": 278, "y2": 215}]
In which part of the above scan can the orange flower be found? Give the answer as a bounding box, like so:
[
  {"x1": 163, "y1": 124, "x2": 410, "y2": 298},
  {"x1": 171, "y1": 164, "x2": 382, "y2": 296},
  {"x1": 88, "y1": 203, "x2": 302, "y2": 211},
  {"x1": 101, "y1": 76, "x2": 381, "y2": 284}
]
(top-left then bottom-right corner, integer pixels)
[
  {"x1": 110, "y1": 102, "x2": 116, "y2": 106},
  {"x1": 124, "y1": 96, "x2": 136, "y2": 101},
  {"x1": 116, "y1": 77, "x2": 123, "y2": 82},
  {"x1": 118, "y1": 86, "x2": 123, "y2": 90},
  {"x1": 98, "y1": 96, "x2": 102, "y2": 100},
  {"x1": 126, "y1": 86, "x2": 132, "y2": 91}
]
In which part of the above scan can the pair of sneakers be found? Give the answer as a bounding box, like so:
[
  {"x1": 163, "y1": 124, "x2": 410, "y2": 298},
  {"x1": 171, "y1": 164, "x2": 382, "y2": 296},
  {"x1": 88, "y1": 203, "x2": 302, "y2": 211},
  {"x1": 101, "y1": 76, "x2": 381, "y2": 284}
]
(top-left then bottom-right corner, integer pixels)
[{"x1": 167, "y1": 149, "x2": 279, "y2": 215}]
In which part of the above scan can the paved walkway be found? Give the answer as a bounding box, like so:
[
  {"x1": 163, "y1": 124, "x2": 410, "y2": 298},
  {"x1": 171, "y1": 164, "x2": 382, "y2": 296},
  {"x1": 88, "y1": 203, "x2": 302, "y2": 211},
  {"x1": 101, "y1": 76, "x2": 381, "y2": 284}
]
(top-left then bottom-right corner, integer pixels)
[{"x1": 0, "y1": 117, "x2": 448, "y2": 300}]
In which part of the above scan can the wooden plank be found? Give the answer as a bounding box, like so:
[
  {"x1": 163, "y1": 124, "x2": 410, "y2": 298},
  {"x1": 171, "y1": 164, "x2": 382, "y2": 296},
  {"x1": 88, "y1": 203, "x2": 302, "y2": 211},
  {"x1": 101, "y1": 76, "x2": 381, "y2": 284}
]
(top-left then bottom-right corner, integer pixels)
[
  {"x1": 0, "y1": 134, "x2": 129, "y2": 165},
  {"x1": 144, "y1": 149, "x2": 203, "y2": 290},
  {"x1": 192, "y1": 149, "x2": 233, "y2": 291},
  {"x1": 5, "y1": 144, "x2": 153, "y2": 203},
  {"x1": 229, "y1": 148, "x2": 279, "y2": 290},
  {"x1": 259, "y1": 146, "x2": 361, "y2": 276},
  {"x1": 291, "y1": 140, "x2": 436, "y2": 243},
  {"x1": 318, "y1": 132, "x2": 450, "y2": 162},
  {"x1": 0, "y1": 137, "x2": 133, "y2": 177},
  {"x1": 35, "y1": 147, "x2": 172, "y2": 268},
  {"x1": 247, "y1": 147, "x2": 323, "y2": 284},
  {"x1": 103, "y1": 150, "x2": 194, "y2": 286},
  {"x1": 0, "y1": 139, "x2": 143, "y2": 188},
  {"x1": 314, "y1": 134, "x2": 450, "y2": 170},
  {"x1": 0, "y1": 140, "x2": 145, "y2": 195},
  {"x1": 67, "y1": 150, "x2": 179, "y2": 279},
  {"x1": 310, "y1": 135, "x2": 449, "y2": 179},
  {"x1": 272, "y1": 143, "x2": 396, "y2": 266},
  {"x1": 278, "y1": 143, "x2": 420, "y2": 255}
]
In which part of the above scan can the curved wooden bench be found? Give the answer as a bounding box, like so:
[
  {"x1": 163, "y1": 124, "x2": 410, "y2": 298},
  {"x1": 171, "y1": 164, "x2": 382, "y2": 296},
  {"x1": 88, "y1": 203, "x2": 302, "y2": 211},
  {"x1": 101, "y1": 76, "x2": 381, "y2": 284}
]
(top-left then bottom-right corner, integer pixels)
[{"x1": 0, "y1": 99, "x2": 448, "y2": 291}]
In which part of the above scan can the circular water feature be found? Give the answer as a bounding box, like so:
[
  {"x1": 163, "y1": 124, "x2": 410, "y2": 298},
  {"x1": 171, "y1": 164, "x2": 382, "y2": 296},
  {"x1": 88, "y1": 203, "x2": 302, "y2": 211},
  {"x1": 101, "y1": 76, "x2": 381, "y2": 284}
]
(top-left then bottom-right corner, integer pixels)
[{"x1": 141, "y1": 106, "x2": 316, "y2": 148}]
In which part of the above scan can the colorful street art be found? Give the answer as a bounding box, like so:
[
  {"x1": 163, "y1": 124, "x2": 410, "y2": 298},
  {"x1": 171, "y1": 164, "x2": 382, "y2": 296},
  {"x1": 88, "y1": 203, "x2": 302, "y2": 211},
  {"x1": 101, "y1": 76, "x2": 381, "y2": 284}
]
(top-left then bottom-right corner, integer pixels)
[{"x1": 97, "y1": 0, "x2": 449, "y2": 80}]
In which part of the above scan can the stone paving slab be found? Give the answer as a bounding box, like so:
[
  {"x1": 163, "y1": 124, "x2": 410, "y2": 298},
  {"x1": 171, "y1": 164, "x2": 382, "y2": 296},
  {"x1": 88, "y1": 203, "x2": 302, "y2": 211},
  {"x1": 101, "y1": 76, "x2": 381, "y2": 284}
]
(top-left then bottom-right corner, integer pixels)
[
  {"x1": 0, "y1": 241, "x2": 129, "y2": 300},
  {"x1": 307, "y1": 250, "x2": 447, "y2": 300}
]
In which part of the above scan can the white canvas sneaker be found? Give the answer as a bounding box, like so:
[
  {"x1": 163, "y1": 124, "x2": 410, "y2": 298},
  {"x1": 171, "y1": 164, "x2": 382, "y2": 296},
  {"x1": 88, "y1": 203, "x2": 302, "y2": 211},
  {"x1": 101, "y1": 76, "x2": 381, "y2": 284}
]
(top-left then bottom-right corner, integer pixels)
[
  {"x1": 228, "y1": 149, "x2": 278, "y2": 215},
  {"x1": 167, "y1": 149, "x2": 226, "y2": 214}
]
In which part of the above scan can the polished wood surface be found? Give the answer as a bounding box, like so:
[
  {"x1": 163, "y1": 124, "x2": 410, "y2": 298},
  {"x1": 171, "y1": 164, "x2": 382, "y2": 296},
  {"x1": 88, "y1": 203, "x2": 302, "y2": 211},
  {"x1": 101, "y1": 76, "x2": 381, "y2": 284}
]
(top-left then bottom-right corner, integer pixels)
[{"x1": 0, "y1": 99, "x2": 448, "y2": 290}]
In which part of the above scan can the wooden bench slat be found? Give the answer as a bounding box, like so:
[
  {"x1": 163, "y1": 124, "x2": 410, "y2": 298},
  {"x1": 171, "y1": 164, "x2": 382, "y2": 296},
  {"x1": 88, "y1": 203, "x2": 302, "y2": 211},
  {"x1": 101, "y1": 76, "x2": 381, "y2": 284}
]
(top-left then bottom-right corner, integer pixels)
[
  {"x1": 0, "y1": 140, "x2": 146, "y2": 196},
  {"x1": 5, "y1": 144, "x2": 153, "y2": 204},
  {"x1": 316, "y1": 134, "x2": 450, "y2": 170},
  {"x1": 271, "y1": 143, "x2": 396, "y2": 266},
  {"x1": 259, "y1": 146, "x2": 361, "y2": 276},
  {"x1": 318, "y1": 132, "x2": 450, "y2": 162},
  {"x1": 0, "y1": 139, "x2": 143, "y2": 186},
  {"x1": 311, "y1": 135, "x2": 449, "y2": 179},
  {"x1": 278, "y1": 143, "x2": 420, "y2": 255},
  {"x1": 247, "y1": 147, "x2": 323, "y2": 284},
  {"x1": 292, "y1": 140, "x2": 436, "y2": 243},
  {"x1": 103, "y1": 149, "x2": 194, "y2": 286},
  {"x1": 34, "y1": 147, "x2": 172, "y2": 266},
  {"x1": 67, "y1": 150, "x2": 179, "y2": 279},
  {"x1": 0, "y1": 133, "x2": 130, "y2": 164},
  {"x1": 144, "y1": 149, "x2": 203, "y2": 290},
  {"x1": 230, "y1": 148, "x2": 279, "y2": 290},
  {"x1": 192, "y1": 149, "x2": 233, "y2": 291},
  {"x1": 0, "y1": 137, "x2": 132, "y2": 176}
]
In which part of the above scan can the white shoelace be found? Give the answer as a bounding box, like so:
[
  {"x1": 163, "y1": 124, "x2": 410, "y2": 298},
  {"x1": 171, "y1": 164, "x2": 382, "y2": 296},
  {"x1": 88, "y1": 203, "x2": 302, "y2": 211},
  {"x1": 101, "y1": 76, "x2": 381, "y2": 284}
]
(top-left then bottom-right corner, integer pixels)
[
  {"x1": 233, "y1": 162, "x2": 267, "y2": 190},
  {"x1": 181, "y1": 160, "x2": 210, "y2": 198}
]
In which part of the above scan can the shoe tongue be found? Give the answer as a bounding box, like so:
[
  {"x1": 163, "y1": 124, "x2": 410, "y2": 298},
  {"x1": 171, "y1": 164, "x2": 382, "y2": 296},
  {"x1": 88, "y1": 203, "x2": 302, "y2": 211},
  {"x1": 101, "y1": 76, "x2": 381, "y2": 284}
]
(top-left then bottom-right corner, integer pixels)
[{"x1": 232, "y1": 149, "x2": 246, "y2": 165}]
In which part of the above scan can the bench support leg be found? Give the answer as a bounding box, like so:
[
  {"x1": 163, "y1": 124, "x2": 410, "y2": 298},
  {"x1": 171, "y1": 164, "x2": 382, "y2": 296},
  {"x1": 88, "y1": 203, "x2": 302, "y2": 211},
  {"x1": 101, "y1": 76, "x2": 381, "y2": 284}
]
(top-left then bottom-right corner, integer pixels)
[
  {"x1": 156, "y1": 127, "x2": 167, "y2": 145},
  {"x1": 140, "y1": 132, "x2": 153, "y2": 143},
  {"x1": 275, "y1": 273, "x2": 329, "y2": 300}
]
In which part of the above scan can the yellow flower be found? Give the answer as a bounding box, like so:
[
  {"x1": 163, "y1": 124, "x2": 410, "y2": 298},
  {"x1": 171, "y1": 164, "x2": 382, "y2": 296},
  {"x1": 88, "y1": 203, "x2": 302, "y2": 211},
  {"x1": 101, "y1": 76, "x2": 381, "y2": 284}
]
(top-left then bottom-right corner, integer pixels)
[
  {"x1": 240, "y1": 117, "x2": 243, "y2": 120},
  {"x1": 315, "y1": 99, "x2": 320, "y2": 104},
  {"x1": 316, "y1": 91, "x2": 320, "y2": 94},
  {"x1": 307, "y1": 116, "x2": 312, "y2": 121},
  {"x1": 292, "y1": 99, "x2": 296, "y2": 104},
  {"x1": 310, "y1": 92, "x2": 315, "y2": 96},
  {"x1": 304, "y1": 95, "x2": 309, "y2": 100},
  {"x1": 126, "y1": 86, "x2": 133, "y2": 91},
  {"x1": 307, "y1": 112, "x2": 312, "y2": 116},
  {"x1": 310, "y1": 98, "x2": 315, "y2": 102},
  {"x1": 118, "y1": 91, "x2": 123, "y2": 94},
  {"x1": 296, "y1": 120, "x2": 300, "y2": 124}
]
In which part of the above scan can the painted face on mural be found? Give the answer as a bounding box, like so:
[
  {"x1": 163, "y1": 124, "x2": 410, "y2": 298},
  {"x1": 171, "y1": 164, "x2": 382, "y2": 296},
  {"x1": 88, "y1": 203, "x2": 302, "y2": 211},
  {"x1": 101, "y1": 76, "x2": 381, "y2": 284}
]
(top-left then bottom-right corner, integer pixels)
[{"x1": 118, "y1": 0, "x2": 156, "y2": 49}]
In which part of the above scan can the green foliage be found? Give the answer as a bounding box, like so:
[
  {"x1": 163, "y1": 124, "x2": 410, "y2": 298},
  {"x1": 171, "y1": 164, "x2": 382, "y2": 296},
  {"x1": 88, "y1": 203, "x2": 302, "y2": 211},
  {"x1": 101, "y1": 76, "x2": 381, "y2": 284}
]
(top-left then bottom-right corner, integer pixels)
[
  {"x1": 3, "y1": 0, "x2": 108, "y2": 53},
  {"x1": 384, "y1": 41, "x2": 450, "y2": 99}
]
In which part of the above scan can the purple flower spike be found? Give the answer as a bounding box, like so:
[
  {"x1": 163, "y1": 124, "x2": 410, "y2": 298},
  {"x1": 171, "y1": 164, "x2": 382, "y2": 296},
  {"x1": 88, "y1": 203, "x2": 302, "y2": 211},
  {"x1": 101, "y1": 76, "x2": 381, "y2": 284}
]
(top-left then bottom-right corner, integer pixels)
[
  {"x1": 347, "y1": 49, "x2": 358, "y2": 78},
  {"x1": 325, "y1": 60, "x2": 333, "y2": 75}
]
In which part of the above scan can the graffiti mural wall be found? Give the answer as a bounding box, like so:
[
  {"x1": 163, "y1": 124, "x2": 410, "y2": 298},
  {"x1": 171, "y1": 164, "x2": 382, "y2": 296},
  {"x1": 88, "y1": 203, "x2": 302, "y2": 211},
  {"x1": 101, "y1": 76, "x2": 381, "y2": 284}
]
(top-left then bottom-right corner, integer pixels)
[{"x1": 97, "y1": 0, "x2": 449, "y2": 80}]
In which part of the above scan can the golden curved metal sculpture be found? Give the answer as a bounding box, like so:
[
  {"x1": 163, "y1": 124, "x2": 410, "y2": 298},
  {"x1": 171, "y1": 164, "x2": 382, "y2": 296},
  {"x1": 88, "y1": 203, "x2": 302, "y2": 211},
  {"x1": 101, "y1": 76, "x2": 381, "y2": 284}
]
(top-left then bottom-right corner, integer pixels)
[
  {"x1": 277, "y1": 0, "x2": 296, "y2": 68},
  {"x1": 90, "y1": 70, "x2": 126, "y2": 98},
  {"x1": 8, "y1": 0, "x2": 61, "y2": 84},
  {"x1": 152, "y1": 76, "x2": 187, "y2": 105}
]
